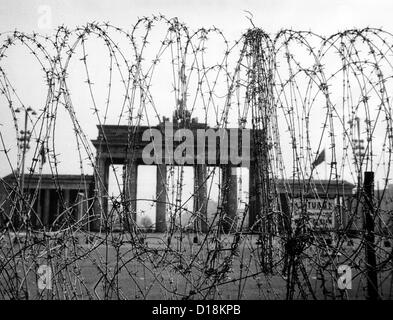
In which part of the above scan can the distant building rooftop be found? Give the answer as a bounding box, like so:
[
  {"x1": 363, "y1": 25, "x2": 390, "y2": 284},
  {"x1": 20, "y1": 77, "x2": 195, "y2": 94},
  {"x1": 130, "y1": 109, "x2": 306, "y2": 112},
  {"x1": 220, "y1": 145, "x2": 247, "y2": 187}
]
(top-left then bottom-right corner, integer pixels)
[
  {"x1": 275, "y1": 178, "x2": 355, "y2": 197},
  {"x1": 1, "y1": 173, "x2": 94, "y2": 190}
]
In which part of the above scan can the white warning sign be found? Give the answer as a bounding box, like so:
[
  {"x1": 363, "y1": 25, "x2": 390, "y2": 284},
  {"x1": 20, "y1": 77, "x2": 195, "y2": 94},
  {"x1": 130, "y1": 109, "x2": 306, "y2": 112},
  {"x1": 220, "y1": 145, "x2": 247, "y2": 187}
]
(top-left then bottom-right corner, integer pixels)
[{"x1": 291, "y1": 198, "x2": 336, "y2": 229}]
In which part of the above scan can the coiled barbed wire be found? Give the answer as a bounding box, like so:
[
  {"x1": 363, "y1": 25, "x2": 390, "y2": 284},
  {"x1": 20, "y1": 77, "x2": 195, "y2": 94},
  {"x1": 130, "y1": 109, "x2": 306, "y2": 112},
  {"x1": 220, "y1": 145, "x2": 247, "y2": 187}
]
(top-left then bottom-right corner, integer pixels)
[{"x1": 0, "y1": 16, "x2": 393, "y2": 299}]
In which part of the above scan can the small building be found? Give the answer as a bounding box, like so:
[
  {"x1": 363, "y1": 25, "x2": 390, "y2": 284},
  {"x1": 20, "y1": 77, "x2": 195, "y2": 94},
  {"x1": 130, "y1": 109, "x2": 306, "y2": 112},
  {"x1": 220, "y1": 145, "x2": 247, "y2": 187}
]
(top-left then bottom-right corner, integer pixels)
[
  {"x1": 275, "y1": 179, "x2": 355, "y2": 233},
  {"x1": 0, "y1": 173, "x2": 94, "y2": 230}
]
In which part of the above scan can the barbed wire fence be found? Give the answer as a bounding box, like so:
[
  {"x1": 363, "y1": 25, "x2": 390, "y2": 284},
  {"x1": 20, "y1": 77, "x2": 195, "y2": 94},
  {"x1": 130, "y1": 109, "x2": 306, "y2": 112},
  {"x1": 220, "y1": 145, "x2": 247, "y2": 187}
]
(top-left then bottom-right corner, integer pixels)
[{"x1": 0, "y1": 15, "x2": 393, "y2": 299}]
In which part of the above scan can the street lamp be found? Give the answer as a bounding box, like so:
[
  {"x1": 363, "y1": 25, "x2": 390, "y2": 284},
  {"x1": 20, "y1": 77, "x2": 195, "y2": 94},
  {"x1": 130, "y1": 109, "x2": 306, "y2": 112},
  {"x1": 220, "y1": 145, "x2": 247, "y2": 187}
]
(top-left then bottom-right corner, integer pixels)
[
  {"x1": 14, "y1": 106, "x2": 36, "y2": 226},
  {"x1": 348, "y1": 117, "x2": 365, "y2": 188}
]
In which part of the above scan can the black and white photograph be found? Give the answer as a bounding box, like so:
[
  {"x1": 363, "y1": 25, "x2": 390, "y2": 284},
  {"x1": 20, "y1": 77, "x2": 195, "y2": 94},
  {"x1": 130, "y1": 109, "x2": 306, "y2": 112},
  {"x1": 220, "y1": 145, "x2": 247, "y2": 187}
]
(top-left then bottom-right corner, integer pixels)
[{"x1": 1, "y1": 0, "x2": 393, "y2": 309}]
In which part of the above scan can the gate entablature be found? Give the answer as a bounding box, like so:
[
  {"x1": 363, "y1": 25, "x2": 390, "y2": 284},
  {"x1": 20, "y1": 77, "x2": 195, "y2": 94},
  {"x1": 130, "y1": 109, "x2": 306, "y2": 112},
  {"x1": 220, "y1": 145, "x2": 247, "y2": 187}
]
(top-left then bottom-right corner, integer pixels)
[
  {"x1": 91, "y1": 119, "x2": 255, "y2": 166},
  {"x1": 90, "y1": 118, "x2": 260, "y2": 233}
]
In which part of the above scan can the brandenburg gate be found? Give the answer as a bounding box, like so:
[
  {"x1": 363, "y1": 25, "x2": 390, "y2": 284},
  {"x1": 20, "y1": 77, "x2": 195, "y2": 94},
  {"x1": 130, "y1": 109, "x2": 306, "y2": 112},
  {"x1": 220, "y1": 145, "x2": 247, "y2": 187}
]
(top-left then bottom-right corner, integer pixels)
[{"x1": 91, "y1": 116, "x2": 259, "y2": 233}]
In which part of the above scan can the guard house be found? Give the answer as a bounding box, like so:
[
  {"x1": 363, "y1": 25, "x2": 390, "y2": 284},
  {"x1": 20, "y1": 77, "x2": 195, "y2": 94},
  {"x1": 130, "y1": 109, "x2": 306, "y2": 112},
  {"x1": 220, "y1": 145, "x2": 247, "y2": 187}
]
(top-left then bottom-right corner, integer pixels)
[
  {"x1": 276, "y1": 179, "x2": 355, "y2": 231},
  {"x1": 0, "y1": 173, "x2": 94, "y2": 230}
]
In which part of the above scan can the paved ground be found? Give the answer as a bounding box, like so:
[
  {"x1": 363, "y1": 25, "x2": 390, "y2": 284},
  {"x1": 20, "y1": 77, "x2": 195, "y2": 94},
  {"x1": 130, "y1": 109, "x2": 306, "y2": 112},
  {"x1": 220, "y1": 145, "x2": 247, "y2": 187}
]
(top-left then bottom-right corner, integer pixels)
[{"x1": 1, "y1": 231, "x2": 392, "y2": 299}]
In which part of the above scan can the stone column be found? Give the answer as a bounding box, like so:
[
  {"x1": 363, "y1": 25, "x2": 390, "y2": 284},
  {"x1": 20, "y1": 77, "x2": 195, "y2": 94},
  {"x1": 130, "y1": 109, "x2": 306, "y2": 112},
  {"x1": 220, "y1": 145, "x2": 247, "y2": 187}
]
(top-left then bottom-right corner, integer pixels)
[
  {"x1": 43, "y1": 189, "x2": 50, "y2": 227},
  {"x1": 63, "y1": 189, "x2": 70, "y2": 219},
  {"x1": 55, "y1": 191, "x2": 60, "y2": 226},
  {"x1": 36, "y1": 190, "x2": 42, "y2": 228},
  {"x1": 248, "y1": 161, "x2": 260, "y2": 230},
  {"x1": 77, "y1": 192, "x2": 86, "y2": 223},
  {"x1": 125, "y1": 159, "x2": 138, "y2": 230},
  {"x1": 194, "y1": 164, "x2": 208, "y2": 233},
  {"x1": 93, "y1": 155, "x2": 109, "y2": 231},
  {"x1": 156, "y1": 164, "x2": 167, "y2": 232},
  {"x1": 222, "y1": 166, "x2": 238, "y2": 233}
]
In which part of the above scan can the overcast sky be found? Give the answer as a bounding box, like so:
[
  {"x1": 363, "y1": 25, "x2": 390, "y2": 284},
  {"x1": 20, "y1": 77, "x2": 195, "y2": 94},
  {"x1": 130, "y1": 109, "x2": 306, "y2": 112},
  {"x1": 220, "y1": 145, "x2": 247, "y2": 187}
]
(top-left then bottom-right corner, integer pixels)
[
  {"x1": 1, "y1": 0, "x2": 393, "y2": 36},
  {"x1": 2, "y1": 1, "x2": 392, "y2": 177}
]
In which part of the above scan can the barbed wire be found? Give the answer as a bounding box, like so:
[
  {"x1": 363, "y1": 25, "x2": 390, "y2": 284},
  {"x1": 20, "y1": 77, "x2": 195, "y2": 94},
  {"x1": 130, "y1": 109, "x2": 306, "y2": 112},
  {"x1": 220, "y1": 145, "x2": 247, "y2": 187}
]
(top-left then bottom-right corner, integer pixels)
[{"x1": 0, "y1": 16, "x2": 393, "y2": 299}]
